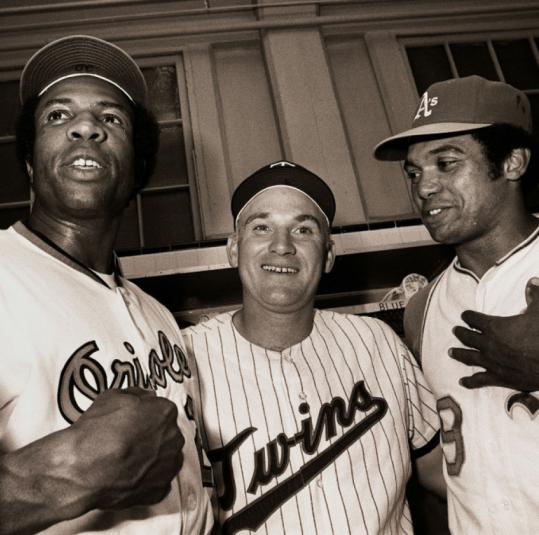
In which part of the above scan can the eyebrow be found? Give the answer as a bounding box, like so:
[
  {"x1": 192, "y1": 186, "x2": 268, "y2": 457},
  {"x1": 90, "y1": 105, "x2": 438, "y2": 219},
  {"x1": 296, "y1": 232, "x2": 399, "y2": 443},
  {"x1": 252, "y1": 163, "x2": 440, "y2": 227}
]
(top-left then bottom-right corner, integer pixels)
[
  {"x1": 39, "y1": 97, "x2": 130, "y2": 115},
  {"x1": 242, "y1": 211, "x2": 323, "y2": 230},
  {"x1": 405, "y1": 144, "x2": 466, "y2": 166}
]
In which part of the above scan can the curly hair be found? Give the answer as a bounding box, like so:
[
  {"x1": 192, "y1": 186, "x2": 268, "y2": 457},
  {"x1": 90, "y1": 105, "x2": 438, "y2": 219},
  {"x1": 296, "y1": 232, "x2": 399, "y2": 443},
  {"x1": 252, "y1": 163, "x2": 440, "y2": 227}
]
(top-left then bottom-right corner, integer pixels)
[
  {"x1": 15, "y1": 95, "x2": 159, "y2": 196},
  {"x1": 470, "y1": 124, "x2": 538, "y2": 195}
]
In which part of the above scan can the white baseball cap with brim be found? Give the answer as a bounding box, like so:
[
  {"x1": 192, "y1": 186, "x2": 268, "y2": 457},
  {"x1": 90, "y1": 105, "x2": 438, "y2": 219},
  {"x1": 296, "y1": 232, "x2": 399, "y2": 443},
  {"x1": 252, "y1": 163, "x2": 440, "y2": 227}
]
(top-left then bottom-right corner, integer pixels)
[
  {"x1": 19, "y1": 34, "x2": 147, "y2": 106},
  {"x1": 374, "y1": 75, "x2": 532, "y2": 161}
]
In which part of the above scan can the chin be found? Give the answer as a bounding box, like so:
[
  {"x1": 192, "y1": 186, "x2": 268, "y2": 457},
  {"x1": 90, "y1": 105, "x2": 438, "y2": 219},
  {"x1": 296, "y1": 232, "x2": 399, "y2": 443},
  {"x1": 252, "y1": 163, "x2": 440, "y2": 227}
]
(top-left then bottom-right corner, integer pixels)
[{"x1": 263, "y1": 294, "x2": 312, "y2": 314}]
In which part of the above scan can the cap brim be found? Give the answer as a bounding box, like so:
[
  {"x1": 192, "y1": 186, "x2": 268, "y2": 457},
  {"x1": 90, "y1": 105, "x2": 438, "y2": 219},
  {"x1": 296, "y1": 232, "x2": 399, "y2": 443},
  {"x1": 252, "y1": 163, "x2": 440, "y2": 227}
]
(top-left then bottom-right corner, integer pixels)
[
  {"x1": 20, "y1": 34, "x2": 147, "y2": 105},
  {"x1": 374, "y1": 122, "x2": 492, "y2": 161}
]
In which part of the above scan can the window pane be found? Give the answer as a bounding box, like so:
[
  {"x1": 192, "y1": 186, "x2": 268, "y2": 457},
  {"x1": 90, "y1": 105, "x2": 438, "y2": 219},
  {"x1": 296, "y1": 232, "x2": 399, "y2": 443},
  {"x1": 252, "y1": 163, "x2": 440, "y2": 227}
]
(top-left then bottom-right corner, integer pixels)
[
  {"x1": 0, "y1": 143, "x2": 30, "y2": 203},
  {"x1": 407, "y1": 45, "x2": 452, "y2": 94},
  {"x1": 0, "y1": 205, "x2": 30, "y2": 229},
  {"x1": 142, "y1": 65, "x2": 181, "y2": 122},
  {"x1": 0, "y1": 80, "x2": 21, "y2": 137},
  {"x1": 494, "y1": 39, "x2": 539, "y2": 90},
  {"x1": 115, "y1": 198, "x2": 140, "y2": 253},
  {"x1": 146, "y1": 123, "x2": 188, "y2": 189},
  {"x1": 141, "y1": 189, "x2": 194, "y2": 248},
  {"x1": 450, "y1": 42, "x2": 498, "y2": 80}
]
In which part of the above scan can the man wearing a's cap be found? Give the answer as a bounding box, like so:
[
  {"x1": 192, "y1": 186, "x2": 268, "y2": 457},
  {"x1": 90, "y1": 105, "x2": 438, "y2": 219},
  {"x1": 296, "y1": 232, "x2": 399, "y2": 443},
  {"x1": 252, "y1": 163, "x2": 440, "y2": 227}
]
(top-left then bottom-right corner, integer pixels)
[
  {"x1": 375, "y1": 75, "x2": 539, "y2": 533},
  {"x1": 0, "y1": 35, "x2": 213, "y2": 534},
  {"x1": 183, "y1": 160, "x2": 444, "y2": 534}
]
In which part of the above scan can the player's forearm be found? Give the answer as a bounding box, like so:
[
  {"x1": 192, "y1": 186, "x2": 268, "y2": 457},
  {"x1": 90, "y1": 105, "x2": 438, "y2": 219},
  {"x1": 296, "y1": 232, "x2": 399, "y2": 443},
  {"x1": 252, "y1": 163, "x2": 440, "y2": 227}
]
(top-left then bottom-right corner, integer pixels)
[
  {"x1": 0, "y1": 428, "x2": 94, "y2": 534},
  {"x1": 415, "y1": 444, "x2": 447, "y2": 499}
]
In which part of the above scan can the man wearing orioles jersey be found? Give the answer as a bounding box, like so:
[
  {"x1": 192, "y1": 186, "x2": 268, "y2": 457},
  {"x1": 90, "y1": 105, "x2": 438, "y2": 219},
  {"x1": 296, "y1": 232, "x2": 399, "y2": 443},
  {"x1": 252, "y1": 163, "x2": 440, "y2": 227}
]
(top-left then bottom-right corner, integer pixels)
[
  {"x1": 183, "y1": 161, "x2": 444, "y2": 534},
  {"x1": 0, "y1": 35, "x2": 213, "y2": 534},
  {"x1": 374, "y1": 75, "x2": 539, "y2": 533}
]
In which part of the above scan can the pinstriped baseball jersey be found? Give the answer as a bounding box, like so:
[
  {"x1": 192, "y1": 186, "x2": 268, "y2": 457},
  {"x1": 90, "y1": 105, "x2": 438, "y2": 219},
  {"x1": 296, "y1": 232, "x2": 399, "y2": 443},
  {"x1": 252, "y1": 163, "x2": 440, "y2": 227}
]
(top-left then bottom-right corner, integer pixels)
[
  {"x1": 419, "y1": 228, "x2": 539, "y2": 534},
  {"x1": 183, "y1": 309, "x2": 439, "y2": 535},
  {"x1": 0, "y1": 223, "x2": 213, "y2": 534}
]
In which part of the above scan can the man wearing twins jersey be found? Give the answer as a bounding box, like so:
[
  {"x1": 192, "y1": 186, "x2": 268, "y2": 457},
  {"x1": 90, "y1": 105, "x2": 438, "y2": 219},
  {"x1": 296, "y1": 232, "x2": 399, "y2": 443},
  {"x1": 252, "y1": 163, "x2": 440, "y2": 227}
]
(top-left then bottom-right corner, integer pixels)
[
  {"x1": 0, "y1": 35, "x2": 213, "y2": 534},
  {"x1": 375, "y1": 75, "x2": 539, "y2": 533},
  {"x1": 183, "y1": 161, "x2": 444, "y2": 534}
]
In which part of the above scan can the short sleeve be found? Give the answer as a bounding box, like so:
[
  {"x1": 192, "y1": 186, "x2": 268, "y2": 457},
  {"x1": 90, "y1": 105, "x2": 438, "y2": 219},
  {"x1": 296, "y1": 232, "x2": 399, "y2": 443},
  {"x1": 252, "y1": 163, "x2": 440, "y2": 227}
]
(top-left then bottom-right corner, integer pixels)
[{"x1": 399, "y1": 340, "x2": 440, "y2": 450}]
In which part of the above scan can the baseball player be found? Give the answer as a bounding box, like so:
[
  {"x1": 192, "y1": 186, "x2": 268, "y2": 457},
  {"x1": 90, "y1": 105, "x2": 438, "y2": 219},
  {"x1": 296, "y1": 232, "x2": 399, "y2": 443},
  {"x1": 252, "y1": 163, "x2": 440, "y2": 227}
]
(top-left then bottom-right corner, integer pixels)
[
  {"x1": 0, "y1": 35, "x2": 213, "y2": 534},
  {"x1": 374, "y1": 75, "x2": 539, "y2": 533},
  {"x1": 183, "y1": 161, "x2": 444, "y2": 534}
]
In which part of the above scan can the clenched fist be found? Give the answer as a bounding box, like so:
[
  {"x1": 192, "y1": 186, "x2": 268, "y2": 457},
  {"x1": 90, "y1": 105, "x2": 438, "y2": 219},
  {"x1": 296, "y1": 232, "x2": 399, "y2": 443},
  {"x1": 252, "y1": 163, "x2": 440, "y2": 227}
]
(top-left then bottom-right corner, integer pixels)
[{"x1": 69, "y1": 387, "x2": 185, "y2": 510}]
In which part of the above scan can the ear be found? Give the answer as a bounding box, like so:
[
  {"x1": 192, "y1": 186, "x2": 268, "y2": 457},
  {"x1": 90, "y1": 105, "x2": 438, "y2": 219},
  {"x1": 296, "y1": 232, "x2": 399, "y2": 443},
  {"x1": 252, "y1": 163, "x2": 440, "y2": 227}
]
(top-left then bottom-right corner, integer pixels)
[
  {"x1": 226, "y1": 233, "x2": 239, "y2": 268},
  {"x1": 324, "y1": 239, "x2": 336, "y2": 274},
  {"x1": 25, "y1": 160, "x2": 34, "y2": 184},
  {"x1": 504, "y1": 147, "x2": 531, "y2": 182}
]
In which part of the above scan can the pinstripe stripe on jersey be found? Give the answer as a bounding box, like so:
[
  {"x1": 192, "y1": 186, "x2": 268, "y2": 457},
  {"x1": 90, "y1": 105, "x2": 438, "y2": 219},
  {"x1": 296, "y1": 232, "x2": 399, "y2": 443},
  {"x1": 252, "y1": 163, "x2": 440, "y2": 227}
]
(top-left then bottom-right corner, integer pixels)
[
  {"x1": 355, "y1": 319, "x2": 426, "y2": 533},
  {"x1": 325, "y1": 313, "x2": 405, "y2": 533},
  {"x1": 264, "y1": 346, "x2": 304, "y2": 532},
  {"x1": 321, "y1": 315, "x2": 392, "y2": 531},
  {"x1": 184, "y1": 309, "x2": 439, "y2": 534},
  {"x1": 230, "y1": 326, "x2": 273, "y2": 535},
  {"x1": 309, "y1": 320, "x2": 378, "y2": 533},
  {"x1": 277, "y1": 350, "x2": 325, "y2": 533},
  {"x1": 298, "y1": 336, "x2": 354, "y2": 535},
  {"x1": 296, "y1": 342, "x2": 351, "y2": 533}
]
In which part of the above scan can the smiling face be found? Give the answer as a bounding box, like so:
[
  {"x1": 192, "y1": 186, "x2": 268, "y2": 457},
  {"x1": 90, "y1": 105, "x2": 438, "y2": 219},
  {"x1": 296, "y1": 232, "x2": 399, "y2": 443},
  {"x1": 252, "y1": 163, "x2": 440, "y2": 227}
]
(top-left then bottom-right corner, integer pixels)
[
  {"x1": 228, "y1": 187, "x2": 335, "y2": 315},
  {"x1": 28, "y1": 76, "x2": 135, "y2": 223},
  {"x1": 404, "y1": 133, "x2": 513, "y2": 247}
]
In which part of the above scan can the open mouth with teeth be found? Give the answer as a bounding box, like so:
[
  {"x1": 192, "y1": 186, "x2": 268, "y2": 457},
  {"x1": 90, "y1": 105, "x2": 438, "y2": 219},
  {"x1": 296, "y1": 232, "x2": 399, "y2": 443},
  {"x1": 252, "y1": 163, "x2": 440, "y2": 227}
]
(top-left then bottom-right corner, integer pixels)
[
  {"x1": 428, "y1": 208, "x2": 443, "y2": 216},
  {"x1": 70, "y1": 157, "x2": 103, "y2": 169},
  {"x1": 262, "y1": 264, "x2": 298, "y2": 274}
]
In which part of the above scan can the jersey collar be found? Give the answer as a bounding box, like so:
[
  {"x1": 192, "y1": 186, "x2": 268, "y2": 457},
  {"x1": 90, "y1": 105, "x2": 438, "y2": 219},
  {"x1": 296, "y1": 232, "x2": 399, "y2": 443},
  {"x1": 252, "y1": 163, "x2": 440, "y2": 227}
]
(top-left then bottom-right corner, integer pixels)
[
  {"x1": 453, "y1": 222, "x2": 539, "y2": 280},
  {"x1": 13, "y1": 220, "x2": 124, "y2": 289}
]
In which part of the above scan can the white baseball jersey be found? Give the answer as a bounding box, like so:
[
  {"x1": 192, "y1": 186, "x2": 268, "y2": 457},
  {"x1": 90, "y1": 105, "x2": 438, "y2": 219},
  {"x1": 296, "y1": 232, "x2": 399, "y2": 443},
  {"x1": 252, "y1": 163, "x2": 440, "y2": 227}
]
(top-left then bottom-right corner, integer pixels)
[
  {"x1": 0, "y1": 222, "x2": 213, "y2": 535},
  {"x1": 414, "y1": 227, "x2": 539, "y2": 534},
  {"x1": 183, "y1": 309, "x2": 439, "y2": 535}
]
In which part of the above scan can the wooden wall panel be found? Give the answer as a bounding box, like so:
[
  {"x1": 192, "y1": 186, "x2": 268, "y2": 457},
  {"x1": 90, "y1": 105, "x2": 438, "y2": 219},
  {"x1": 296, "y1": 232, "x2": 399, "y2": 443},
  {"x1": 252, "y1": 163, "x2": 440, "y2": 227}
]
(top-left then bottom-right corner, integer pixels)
[
  {"x1": 264, "y1": 28, "x2": 366, "y2": 226},
  {"x1": 213, "y1": 41, "x2": 282, "y2": 190},
  {"x1": 326, "y1": 34, "x2": 416, "y2": 220}
]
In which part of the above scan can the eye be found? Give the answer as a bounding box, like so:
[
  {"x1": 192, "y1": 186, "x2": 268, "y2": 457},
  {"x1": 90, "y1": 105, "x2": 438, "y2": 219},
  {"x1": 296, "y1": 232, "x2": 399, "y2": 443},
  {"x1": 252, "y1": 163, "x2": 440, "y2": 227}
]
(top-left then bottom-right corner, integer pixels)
[
  {"x1": 102, "y1": 113, "x2": 123, "y2": 126},
  {"x1": 438, "y1": 159, "x2": 458, "y2": 172},
  {"x1": 46, "y1": 109, "x2": 70, "y2": 122},
  {"x1": 252, "y1": 223, "x2": 270, "y2": 233},
  {"x1": 293, "y1": 225, "x2": 314, "y2": 235},
  {"x1": 404, "y1": 167, "x2": 421, "y2": 183}
]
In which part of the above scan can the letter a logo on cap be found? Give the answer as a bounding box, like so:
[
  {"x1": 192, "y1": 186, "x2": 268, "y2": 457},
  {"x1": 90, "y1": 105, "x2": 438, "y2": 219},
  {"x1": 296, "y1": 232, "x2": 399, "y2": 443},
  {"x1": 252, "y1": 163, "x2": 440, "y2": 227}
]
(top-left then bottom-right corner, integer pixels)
[{"x1": 414, "y1": 91, "x2": 439, "y2": 120}]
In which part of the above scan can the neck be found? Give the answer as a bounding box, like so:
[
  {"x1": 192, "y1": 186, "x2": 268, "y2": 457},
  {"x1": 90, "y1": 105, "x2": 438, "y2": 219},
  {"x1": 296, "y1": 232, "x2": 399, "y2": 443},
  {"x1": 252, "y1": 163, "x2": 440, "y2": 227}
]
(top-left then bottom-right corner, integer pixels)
[
  {"x1": 27, "y1": 209, "x2": 120, "y2": 273},
  {"x1": 233, "y1": 302, "x2": 315, "y2": 351},
  {"x1": 456, "y1": 211, "x2": 539, "y2": 278}
]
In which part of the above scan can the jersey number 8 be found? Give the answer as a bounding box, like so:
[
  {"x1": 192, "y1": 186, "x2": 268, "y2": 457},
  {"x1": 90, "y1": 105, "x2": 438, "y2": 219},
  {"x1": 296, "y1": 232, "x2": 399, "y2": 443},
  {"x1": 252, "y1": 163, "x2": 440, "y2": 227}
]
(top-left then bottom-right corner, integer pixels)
[{"x1": 437, "y1": 396, "x2": 465, "y2": 476}]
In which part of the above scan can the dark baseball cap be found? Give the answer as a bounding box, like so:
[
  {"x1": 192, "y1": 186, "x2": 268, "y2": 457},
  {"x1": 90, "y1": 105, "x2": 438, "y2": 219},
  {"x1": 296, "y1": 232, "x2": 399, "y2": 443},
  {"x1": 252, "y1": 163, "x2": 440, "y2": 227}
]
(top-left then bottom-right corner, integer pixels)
[
  {"x1": 19, "y1": 35, "x2": 147, "y2": 106},
  {"x1": 231, "y1": 160, "x2": 336, "y2": 226},
  {"x1": 374, "y1": 75, "x2": 532, "y2": 161}
]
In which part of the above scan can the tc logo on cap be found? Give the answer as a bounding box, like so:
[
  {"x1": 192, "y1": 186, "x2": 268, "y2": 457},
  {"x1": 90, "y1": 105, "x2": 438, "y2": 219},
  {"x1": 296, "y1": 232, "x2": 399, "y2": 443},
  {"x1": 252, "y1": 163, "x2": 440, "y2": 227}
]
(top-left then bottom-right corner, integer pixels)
[
  {"x1": 269, "y1": 161, "x2": 296, "y2": 168},
  {"x1": 414, "y1": 91, "x2": 439, "y2": 120}
]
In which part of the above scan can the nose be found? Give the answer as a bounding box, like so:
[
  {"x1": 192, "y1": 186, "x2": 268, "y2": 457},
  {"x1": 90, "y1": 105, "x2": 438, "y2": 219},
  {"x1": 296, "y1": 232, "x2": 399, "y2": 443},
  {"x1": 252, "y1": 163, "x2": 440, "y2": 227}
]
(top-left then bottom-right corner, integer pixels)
[
  {"x1": 270, "y1": 228, "x2": 295, "y2": 255},
  {"x1": 415, "y1": 170, "x2": 442, "y2": 200},
  {"x1": 67, "y1": 112, "x2": 106, "y2": 142}
]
